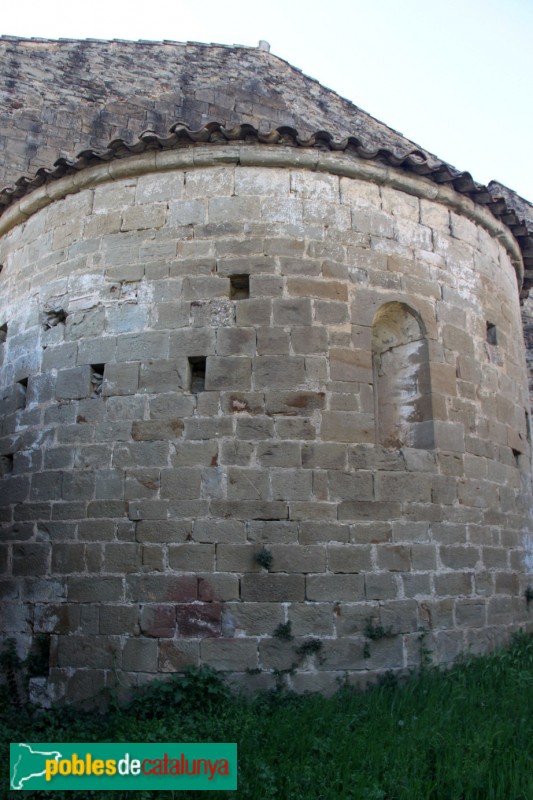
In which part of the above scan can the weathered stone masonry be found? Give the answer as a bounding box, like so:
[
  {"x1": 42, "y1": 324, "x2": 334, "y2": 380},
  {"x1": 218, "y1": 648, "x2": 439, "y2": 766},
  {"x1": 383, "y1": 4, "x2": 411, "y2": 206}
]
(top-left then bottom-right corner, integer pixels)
[
  {"x1": 1, "y1": 38, "x2": 533, "y2": 704},
  {"x1": 1, "y1": 137, "x2": 532, "y2": 702}
]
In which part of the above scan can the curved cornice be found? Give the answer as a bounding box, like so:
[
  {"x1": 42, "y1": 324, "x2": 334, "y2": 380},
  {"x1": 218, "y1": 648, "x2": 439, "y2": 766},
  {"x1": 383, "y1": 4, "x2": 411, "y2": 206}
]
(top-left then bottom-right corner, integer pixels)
[{"x1": 0, "y1": 125, "x2": 526, "y2": 295}]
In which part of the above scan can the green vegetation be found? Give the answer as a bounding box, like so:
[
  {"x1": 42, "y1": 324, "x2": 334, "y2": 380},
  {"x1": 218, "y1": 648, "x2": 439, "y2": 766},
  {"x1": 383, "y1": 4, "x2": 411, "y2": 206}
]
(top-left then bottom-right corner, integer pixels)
[
  {"x1": 254, "y1": 546, "x2": 273, "y2": 571},
  {"x1": 272, "y1": 621, "x2": 294, "y2": 641},
  {"x1": 3, "y1": 633, "x2": 533, "y2": 799}
]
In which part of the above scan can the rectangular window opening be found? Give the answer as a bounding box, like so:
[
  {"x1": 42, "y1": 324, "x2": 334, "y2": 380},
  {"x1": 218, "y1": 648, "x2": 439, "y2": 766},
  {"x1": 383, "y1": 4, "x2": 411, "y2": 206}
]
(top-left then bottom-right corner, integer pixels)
[
  {"x1": 90, "y1": 364, "x2": 105, "y2": 397},
  {"x1": 0, "y1": 453, "x2": 13, "y2": 477},
  {"x1": 189, "y1": 357, "x2": 206, "y2": 393},
  {"x1": 230, "y1": 274, "x2": 250, "y2": 300},
  {"x1": 486, "y1": 322, "x2": 498, "y2": 346},
  {"x1": 512, "y1": 448, "x2": 521, "y2": 467},
  {"x1": 0, "y1": 322, "x2": 7, "y2": 345}
]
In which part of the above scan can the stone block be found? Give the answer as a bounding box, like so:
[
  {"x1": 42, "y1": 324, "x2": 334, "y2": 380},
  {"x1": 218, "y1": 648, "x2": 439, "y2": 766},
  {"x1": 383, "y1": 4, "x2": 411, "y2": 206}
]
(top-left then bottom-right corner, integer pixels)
[
  {"x1": 204, "y1": 357, "x2": 252, "y2": 390},
  {"x1": 235, "y1": 299, "x2": 272, "y2": 326},
  {"x1": 256, "y1": 441, "x2": 301, "y2": 467},
  {"x1": 306, "y1": 573, "x2": 365, "y2": 601},
  {"x1": 375, "y1": 473, "x2": 432, "y2": 503},
  {"x1": 103, "y1": 543, "x2": 141, "y2": 573},
  {"x1": 116, "y1": 332, "x2": 169, "y2": 361},
  {"x1": 402, "y1": 573, "x2": 432, "y2": 597},
  {"x1": 149, "y1": 393, "x2": 195, "y2": 419},
  {"x1": 247, "y1": 520, "x2": 298, "y2": 544},
  {"x1": 266, "y1": 544, "x2": 325, "y2": 573},
  {"x1": 273, "y1": 298, "x2": 312, "y2": 326},
  {"x1": 299, "y1": 521, "x2": 350, "y2": 544},
  {"x1": 253, "y1": 356, "x2": 306, "y2": 389},
  {"x1": 434, "y1": 572, "x2": 473, "y2": 597},
  {"x1": 216, "y1": 544, "x2": 260, "y2": 572},
  {"x1": 55, "y1": 366, "x2": 92, "y2": 400},
  {"x1": 159, "y1": 640, "x2": 200, "y2": 672},
  {"x1": 169, "y1": 544, "x2": 215, "y2": 571},
  {"x1": 176, "y1": 602, "x2": 222, "y2": 637},
  {"x1": 132, "y1": 419, "x2": 184, "y2": 441},
  {"x1": 100, "y1": 605, "x2": 139, "y2": 635},
  {"x1": 320, "y1": 412, "x2": 374, "y2": 443},
  {"x1": 376, "y1": 545, "x2": 412, "y2": 572},
  {"x1": 136, "y1": 519, "x2": 191, "y2": 543},
  {"x1": 216, "y1": 327, "x2": 256, "y2": 356},
  {"x1": 328, "y1": 544, "x2": 372, "y2": 573},
  {"x1": 271, "y1": 470, "x2": 312, "y2": 501},
  {"x1": 291, "y1": 327, "x2": 328, "y2": 354},
  {"x1": 122, "y1": 637, "x2": 159, "y2": 672},
  {"x1": 192, "y1": 519, "x2": 246, "y2": 544},
  {"x1": 208, "y1": 196, "x2": 261, "y2": 224},
  {"x1": 411, "y1": 544, "x2": 437, "y2": 570},
  {"x1": 126, "y1": 575, "x2": 197, "y2": 603},
  {"x1": 236, "y1": 417, "x2": 275, "y2": 440},
  {"x1": 241, "y1": 574, "x2": 305, "y2": 602},
  {"x1": 256, "y1": 327, "x2": 290, "y2": 354},
  {"x1": 27, "y1": 472, "x2": 62, "y2": 503},
  {"x1": 227, "y1": 468, "x2": 269, "y2": 501},
  {"x1": 440, "y1": 546, "x2": 479, "y2": 570},
  {"x1": 265, "y1": 391, "x2": 325, "y2": 416},
  {"x1": 67, "y1": 576, "x2": 123, "y2": 602},
  {"x1": 51, "y1": 543, "x2": 85, "y2": 573},
  {"x1": 160, "y1": 467, "x2": 202, "y2": 500},
  {"x1": 338, "y1": 501, "x2": 401, "y2": 522},
  {"x1": 138, "y1": 360, "x2": 188, "y2": 393},
  {"x1": 365, "y1": 573, "x2": 400, "y2": 601},
  {"x1": 327, "y1": 470, "x2": 374, "y2": 501},
  {"x1": 139, "y1": 604, "x2": 177, "y2": 638},
  {"x1": 201, "y1": 638, "x2": 258, "y2": 671}
]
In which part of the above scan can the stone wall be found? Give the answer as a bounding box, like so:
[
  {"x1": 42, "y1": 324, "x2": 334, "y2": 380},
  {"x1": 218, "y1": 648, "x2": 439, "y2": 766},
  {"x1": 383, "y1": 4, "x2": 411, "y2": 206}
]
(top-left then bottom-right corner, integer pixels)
[{"x1": 1, "y1": 146, "x2": 531, "y2": 702}]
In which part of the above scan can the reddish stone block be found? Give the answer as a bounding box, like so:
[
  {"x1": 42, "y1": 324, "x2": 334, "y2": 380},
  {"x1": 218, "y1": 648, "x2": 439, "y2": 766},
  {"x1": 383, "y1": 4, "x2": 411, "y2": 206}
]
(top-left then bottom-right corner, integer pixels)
[{"x1": 176, "y1": 602, "x2": 222, "y2": 638}]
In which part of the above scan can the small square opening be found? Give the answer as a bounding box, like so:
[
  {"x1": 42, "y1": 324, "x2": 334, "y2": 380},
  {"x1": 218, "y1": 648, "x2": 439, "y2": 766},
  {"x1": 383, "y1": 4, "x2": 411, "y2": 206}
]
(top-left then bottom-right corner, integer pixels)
[
  {"x1": 91, "y1": 364, "x2": 105, "y2": 397},
  {"x1": 230, "y1": 274, "x2": 250, "y2": 300},
  {"x1": 44, "y1": 309, "x2": 67, "y2": 329},
  {"x1": 189, "y1": 357, "x2": 206, "y2": 393},
  {"x1": 486, "y1": 322, "x2": 498, "y2": 346},
  {"x1": 0, "y1": 453, "x2": 13, "y2": 477}
]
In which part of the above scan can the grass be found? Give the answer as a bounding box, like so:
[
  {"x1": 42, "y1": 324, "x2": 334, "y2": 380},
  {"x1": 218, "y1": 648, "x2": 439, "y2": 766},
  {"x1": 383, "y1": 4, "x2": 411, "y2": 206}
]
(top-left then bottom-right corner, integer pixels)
[{"x1": 3, "y1": 633, "x2": 533, "y2": 799}]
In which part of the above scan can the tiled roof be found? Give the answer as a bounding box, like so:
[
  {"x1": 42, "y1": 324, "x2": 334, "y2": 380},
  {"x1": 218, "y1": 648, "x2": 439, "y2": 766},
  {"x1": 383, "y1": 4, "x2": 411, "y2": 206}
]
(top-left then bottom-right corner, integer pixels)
[{"x1": 1, "y1": 121, "x2": 532, "y2": 296}]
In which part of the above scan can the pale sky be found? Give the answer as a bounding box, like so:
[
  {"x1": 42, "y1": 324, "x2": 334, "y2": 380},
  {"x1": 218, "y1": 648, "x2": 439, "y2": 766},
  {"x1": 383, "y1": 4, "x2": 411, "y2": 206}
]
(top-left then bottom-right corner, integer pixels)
[{"x1": 2, "y1": 0, "x2": 532, "y2": 204}]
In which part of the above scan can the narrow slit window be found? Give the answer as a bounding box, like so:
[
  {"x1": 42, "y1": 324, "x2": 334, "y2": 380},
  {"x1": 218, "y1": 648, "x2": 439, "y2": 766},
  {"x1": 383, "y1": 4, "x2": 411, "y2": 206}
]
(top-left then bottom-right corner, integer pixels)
[
  {"x1": 17, "y1": 377, "x2": 28, "y2": 407},
  {"x1": 0, "y1": 323, "x2": 7, "y2": 345},
  {"x1": 90, "y1": 364, "x2": 105, "y2": 397},
  {"x1": 512, "y1": 448, "x2": 521, "y2": 467},
  {"x1": 189, "y1": 357, "x2": 206, "y2": 393},
  {"x1": 486, "y1": 322, "x2": 498, "y2": 346},
  {"x1": 230, "y1": 274, "x2": 250, "y2": 300}
]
